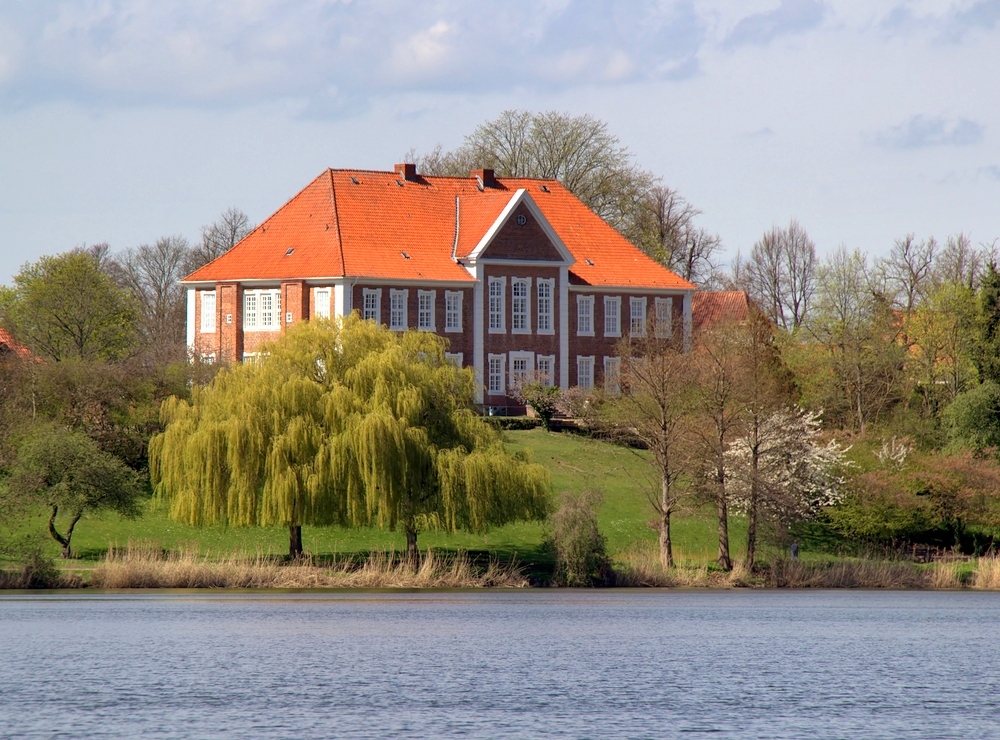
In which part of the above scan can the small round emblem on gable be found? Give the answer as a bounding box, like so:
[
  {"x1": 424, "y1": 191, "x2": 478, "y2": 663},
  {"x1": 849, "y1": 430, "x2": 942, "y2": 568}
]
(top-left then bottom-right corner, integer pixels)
[{"x1": 516, "y1": 214, "x2": 527, "y2": 226}]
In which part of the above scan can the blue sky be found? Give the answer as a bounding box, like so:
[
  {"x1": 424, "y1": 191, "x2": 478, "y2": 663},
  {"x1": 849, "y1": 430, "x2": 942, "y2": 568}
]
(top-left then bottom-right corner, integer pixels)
[{"x1": 1, "y1": 0, "x2": 998, "y2": 283}]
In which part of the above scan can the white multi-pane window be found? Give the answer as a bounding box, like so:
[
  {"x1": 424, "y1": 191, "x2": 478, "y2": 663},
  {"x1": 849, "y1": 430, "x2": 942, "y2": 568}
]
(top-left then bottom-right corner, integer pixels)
[
  {"x1": 509, "y1": 351, "x2": 534, "y2": 389},
  {"x1": 444, "y1": 352, "x2": 463, "y2": 367},
  {"x1": 655, "y1": 297, "x2": 673, "y2": 338},
  {"x1": 511, "y1": 278, "x2": 531, "y2": 333},
  {"x1": 445, "y1": 291, "x2": 462, "y2": 332},
  {"x1": 604, "y1": 296, "x2": 621, "y2": 337},
  {"x1": 488, "y1": 277, "x2": 505, "y2": 333},
  {"x1": 536, "y1": 355, "x2": 555, "y2": 387},
  {"x1": 390, "y1": 289, "x2": 407, "y2": 330},
  {"x1": 630, "y1": 297, "x2": 647, "y2": 337},
  {"x1": 488, "y1": 354, "x2": 506, "y2": 395},
  {"x1": 244, "y1": 289, "x2": 281, "y2": 331},
  {"x1": 577, "y1": 294, "x2": 594, "y2": 336},
  {"x1": 577, "y1": 356, "x2": 595, "y2": 391},
  {"x1": 314, "y1": 288, "x2": 331, "y2": 319},
  {"x1": 418, "y1": 290, "x2": 436, "y2": 331},
  {"x1": 537, "y1": 279, "x2": 554, "y2": 334},
  {"x1": 363, "y1": 288, "x2": 381, "y2": 322},
  {"x1": 200, "y1": 291, "x2": 216, "y2": 333},
  {"x1": 604, "y1": 356, "x2": 621, "y2": 394}
]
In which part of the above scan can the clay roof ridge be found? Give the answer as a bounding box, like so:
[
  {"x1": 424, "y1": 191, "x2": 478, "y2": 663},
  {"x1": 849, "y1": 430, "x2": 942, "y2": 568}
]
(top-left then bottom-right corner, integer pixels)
[{"x1": 328, "y1": 169, "x2": 346, "y2": 277}]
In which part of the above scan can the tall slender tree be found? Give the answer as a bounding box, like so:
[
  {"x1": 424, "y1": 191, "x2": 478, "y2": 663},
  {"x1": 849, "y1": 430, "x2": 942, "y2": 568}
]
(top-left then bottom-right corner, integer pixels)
[{"x1": 150, "y1": 317, "x2": 550, "y2": 559}]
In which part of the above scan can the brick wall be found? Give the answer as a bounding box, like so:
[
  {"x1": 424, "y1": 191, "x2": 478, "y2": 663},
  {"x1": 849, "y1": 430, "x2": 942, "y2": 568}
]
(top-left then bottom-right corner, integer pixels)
[{"x1": 480, "y1": 203, "x2": 562, "y2": 261}]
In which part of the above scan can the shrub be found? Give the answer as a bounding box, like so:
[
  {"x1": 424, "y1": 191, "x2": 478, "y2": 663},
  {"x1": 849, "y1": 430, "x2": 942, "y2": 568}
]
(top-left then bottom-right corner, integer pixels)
[{"x1": 548, "y1": 488, "x2": 614, "y2": 586}]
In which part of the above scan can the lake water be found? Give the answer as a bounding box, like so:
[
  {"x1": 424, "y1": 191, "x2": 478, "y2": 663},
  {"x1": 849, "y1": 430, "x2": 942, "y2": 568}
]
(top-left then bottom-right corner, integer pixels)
[{"x1": 1, "y1": 590, "x2": 998, "y2": 739}]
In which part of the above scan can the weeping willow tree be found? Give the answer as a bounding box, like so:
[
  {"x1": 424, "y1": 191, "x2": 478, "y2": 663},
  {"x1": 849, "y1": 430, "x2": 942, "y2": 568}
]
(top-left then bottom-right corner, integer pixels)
[{"x1": 150, "y1": 316, "x2": 550, "y2": 559}]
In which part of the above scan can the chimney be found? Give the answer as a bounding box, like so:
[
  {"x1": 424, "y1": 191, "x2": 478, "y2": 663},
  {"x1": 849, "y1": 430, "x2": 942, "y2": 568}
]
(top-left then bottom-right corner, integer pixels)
[
  {"x1": 471, "y1": 168, "x2": 497, "y2": 189},
  {"x1": 394, "y1": 163, "x2": 418, "y2": 182}
]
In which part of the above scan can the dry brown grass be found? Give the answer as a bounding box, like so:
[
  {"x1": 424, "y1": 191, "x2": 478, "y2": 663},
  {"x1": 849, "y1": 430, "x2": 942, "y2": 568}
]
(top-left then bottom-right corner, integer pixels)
[
  {"x1": 972, "y1": 557, "x2": 1000, "y2": 589},
  {"x1": 88, "y1": 541, "x2": 528, "y2": 589}
]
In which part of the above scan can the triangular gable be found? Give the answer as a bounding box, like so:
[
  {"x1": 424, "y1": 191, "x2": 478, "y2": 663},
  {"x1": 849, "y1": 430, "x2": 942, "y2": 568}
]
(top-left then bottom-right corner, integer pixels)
[{"x1": 465, "y1": 189, "x2": 574, "y2": 265}]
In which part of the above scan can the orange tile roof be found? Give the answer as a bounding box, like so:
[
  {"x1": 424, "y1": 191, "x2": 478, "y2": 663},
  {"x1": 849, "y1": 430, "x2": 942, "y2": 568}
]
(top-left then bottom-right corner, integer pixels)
[
  {"x1": 184, "y1": 167, "x2": 694, "y2": 291},
  {"x1": 0, "y1": 327, "x2": 31, "y2": 358},
  {"x1": 692, "y1": 291, "x2": 752, "y2": 333}
]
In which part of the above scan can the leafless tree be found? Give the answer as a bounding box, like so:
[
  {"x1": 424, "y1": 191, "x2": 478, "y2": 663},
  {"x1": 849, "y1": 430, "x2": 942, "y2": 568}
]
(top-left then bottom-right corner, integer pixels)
[
  {"x1": 876, "y1": 234, "x2": 936, "y2": 316},
  {"x1": 110, "y1": 236, "x2": 190, "y2": 360},
  {"x1": 188, "y1": 207, "x2": 253, "y2": 272},
  {"x1": 933, "y1": 232, "x2": 984, "y2": 290},
  {"x1": 738, "y1": 220, "x2": 817, "y2": 332}
]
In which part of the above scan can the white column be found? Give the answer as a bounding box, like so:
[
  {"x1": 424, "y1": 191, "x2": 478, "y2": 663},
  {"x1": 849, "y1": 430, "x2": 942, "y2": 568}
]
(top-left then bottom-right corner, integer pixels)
[
  {"x1": 682, "y1": 291, "x2": 693, "y2": 352},
  {"x1": 186, "y1": 288, "x2": 196, "y2": 357},
  {"x1": 558, "y1": 266, "x2": 569, "y2": 389},
  {"x1": 473, "y1": 264, "x2": 485, "y2": 403},
  {"x1": 334, "y1": 282, "x2": 348, "y2": 318}
]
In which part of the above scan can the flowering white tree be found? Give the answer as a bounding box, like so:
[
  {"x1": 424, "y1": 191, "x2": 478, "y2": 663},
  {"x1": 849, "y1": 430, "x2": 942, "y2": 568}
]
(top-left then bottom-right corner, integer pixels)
[{"x1": 725, "y1": 407, "x2": 850, "y2": 541}]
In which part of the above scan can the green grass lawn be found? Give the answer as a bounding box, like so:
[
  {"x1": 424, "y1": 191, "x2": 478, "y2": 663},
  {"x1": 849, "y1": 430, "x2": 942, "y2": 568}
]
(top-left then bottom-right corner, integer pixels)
[{"x1": 15, "y1": 428, "x2": 750, "y2": 567}]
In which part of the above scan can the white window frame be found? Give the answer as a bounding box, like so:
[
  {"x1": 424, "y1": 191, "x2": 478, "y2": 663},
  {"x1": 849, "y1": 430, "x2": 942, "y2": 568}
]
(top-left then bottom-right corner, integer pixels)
[
  {"x1": 418, "y1": 290, "x2": 436, "y2": 331},
  {"x1": 488, "y1": 277, "x2": 506, "y2": 333},
  {"x1": 511, "y1": 277, "x2": 531, "y2": 334},
  {"x1": 200, "y1": 352, "x2": 216, "y2": 364},
  {"x1": 488, "y1": 353, "x2": 506, "y2": 395},
  {"x1": 577, "y1": 294, "x2": 594, "y2": 337},
  {"x1": 537, "y1": 278, "x2": 554, "y2": 334},
  {"x1": 389, "y1": 288, "x2": 408, "y2": 330},
  {"x1": 200, "y1": 291, "x2": 216, "y2": 333},
  {"x1": 655, "y1": 297, "x2": 674, "y2": 339},
  {"x1": 630, "y1": 296, "x2": 647, "y2": 337},
  {"x1": 577, "y1": 356, "x2": 595, "y2": 391},
  {"x1": 509, "y1": 350, "x2": 535, "y2": 390},
  {"x1": 362, "y1": 288, "x2": 382, "y2": 323},
  {"x1": 445, "y1": 291, "x2": 463, "y2": 332},
  {"x1": 445, "y1": 352, "x2": 463, "y2": 367},
  {"x1": 604, "y1": 356, "x2": 621, "y2": 394},
  {"x1": 244, "y1": 289, "x2": 281, "y2": 331},
  {"x1": 536, "y1": 354, "x2": 556, "y2": 387},
  {"x1": 314, "y1": 288, "x2": 331, "y2": 320},
  {"x1": 604, "y1": 296, "x2": 621, "y2": 338}
]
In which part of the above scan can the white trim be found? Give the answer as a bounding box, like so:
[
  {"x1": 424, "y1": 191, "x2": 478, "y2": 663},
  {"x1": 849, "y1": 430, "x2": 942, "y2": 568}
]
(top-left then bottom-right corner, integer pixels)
[
  {"x1": 576, "y1": 355, "x2": 595, "y2": 391},
  {"x1": 466, "y1": 190, "x2": 576, "y2": 266},
  {"x1": 362, "y1": 287, "x2": 381, "y2": 323},
  {"x1": 488, "y1": 276, "x2": 506, "y2": 334},
  {"x1": 568, "y1": 284, "x2": 689, "y2": 295},
  {"x1": 182, "y1": 277, "x2": 475, "y2": 288},
  {"x1": 186, "y1": 288, "x2": 196, "y2": 352},
  {"x1": 475, "y1": 259, "x2": 567, "y2": 267},
  {"x1": 389, "y1": 288, "x2": 408, "y2": 330},
  {"x1": 444, "y1": 290, "x2": 463, "y2": 332},
  {"x1": 604, "y1": 356, "x2": 621, "y2": 394},
  {"x1": 537, "y1": 277, "x2": 555, "y2": 335},
  {"x1": 473, "y1": 264, "x2": 485, "y2": 403},
  {"x1": 445, "y1": 352, "x2": 464, "y2": 367},
  {"x1": 509, "y1": 350, "x2": 535, "y2": 390},
  {"x1": 511, "y1": 277, "x2": 531, "y2": 334},
  {"x1": 559, "y1": 266, "x2": 570, "y2": 389},
  {"x1": 417, "y1": 289, "x2": 436, "y2": 331},
  {"x1": 630, "y1": 296, "x2": 647, "y2": 337},
  {"x1": 244, "y1": 288, "x2": 281, "y2": 332},
  {"x1": 334, "y1": 284, "x2": 349, "y2": 317},
  {"x1": 487, "y1": 353, "x2": 506, "y2": 396},
  {"x1": 655, "y1": 297, "x2": 673, "y2": 339},
  {"x1": 200, "y1": 290, "x2": 217, "y2": 333},
  {"x1": 603, "y1": 295, "x2": 621, "y2": 338},
  {"x1": 536, "y1": 354, "x2": 556, "y2": 387},
  {"x1": 683, "y1": 292, "x2": 693, "y2": 352},
  {"x1": 314, "y1": 287, "x2": 332, "y2": 319},
  {"x1": 576, "y1": 294, "x2": 595, "y2": 337}
]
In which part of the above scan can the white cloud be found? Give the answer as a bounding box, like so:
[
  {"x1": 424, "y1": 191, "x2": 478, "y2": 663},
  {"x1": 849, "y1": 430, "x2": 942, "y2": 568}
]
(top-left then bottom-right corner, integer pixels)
[
  {"x1": 875, "y1": 115, "x2": 985, "y2": 149},
  {"x1": 724, "y1": 0, "x2": 826, "y2": 47}
]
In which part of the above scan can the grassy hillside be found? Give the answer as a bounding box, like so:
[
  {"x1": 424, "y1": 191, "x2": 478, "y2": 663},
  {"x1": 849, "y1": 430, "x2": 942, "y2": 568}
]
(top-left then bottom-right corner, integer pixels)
[{"x1": 19, "y1": 428, "x2": 744, "y2": 565}]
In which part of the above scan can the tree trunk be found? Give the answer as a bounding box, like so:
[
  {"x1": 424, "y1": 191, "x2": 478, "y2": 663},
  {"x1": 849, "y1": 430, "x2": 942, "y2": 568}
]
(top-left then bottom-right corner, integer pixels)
[
  {"x1": 659, "y1": 509, "x2": 673, "y2": 569},
  {"x1": 405, "y1": 524, "x2": 419, "y2": 571},
  {"x1": 744, "y1": 444, "x2": 760, "y2": 572},
  {"x1": 288, "y1": 524, "x2": 303, "y2": 559},
  {"x1": 48, "y1": 505, "x2": 81, "y2": 559},
  {"x1": 717, "y1": 485, "x2": 732, "y2": 571}
]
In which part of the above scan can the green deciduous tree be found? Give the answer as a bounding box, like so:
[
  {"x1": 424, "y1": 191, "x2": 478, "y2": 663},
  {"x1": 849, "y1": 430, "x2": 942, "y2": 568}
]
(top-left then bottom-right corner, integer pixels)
[
  {"x1": 0, "y1": 250, "x2": 139, "y2": 362},
  {"x1": 150, "y1": 317, "x2": 550, "y2": 560},
  {"x1": 4, "y1": 424, "x2": 143, "y2": 558}
]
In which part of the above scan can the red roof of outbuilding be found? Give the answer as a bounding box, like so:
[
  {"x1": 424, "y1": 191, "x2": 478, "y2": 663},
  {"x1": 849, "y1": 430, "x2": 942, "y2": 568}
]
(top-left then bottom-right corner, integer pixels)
[
  {"x1": 692, "y1": 291, "x2": 753, "y2": 333},
  {"x1": 184, "y1": 168, "x2": 694, "y2": 291},
  {"x1": 0, "y1": 328, "x2": 31, "y2": 358}
]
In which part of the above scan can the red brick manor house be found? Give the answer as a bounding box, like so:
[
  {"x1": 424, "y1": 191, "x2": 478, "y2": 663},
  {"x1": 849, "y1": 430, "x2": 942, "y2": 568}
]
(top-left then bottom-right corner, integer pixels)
[{"x1": 184, "y1": 163, "x2": 696, "y2": 407}]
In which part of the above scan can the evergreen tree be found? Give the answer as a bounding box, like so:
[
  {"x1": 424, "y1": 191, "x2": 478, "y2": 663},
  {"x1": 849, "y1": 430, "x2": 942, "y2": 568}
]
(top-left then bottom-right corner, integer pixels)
[
  {"x1": 150, "y1": 317, "x2": 550, "y2": 559},
  {"x1": 975, "y1": 262, "x2": 1000, "y2": 385}
]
